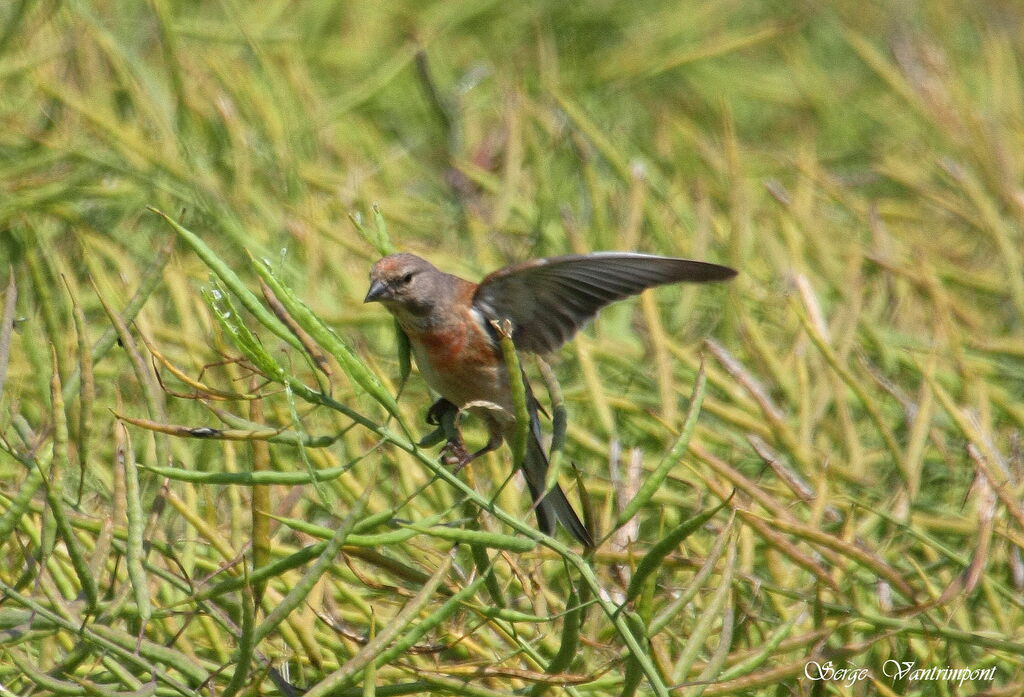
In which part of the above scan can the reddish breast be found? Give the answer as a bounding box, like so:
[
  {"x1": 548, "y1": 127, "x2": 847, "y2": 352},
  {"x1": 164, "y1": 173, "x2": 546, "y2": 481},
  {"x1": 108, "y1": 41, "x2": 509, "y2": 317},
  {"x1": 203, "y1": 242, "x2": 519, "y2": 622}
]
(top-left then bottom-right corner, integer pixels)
[
  {"x1": 414, "y1": 317, "x2": 495, "y2": 371},
  {"x1": 404, "y1": 308, "x2": 509, "y2": 409}
]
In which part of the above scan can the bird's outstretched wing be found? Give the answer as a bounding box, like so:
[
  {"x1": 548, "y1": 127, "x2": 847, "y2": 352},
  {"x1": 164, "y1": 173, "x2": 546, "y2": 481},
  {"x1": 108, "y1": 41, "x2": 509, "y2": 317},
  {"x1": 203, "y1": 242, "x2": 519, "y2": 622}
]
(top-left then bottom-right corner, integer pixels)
[{"x1": 473, "y1": 253, "x2": 736, "y2": 354}]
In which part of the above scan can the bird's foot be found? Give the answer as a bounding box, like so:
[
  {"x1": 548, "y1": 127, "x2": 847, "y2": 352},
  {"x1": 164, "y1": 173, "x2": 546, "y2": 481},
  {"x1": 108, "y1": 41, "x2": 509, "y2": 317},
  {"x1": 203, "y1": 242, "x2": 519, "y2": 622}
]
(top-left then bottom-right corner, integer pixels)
[
  {"x1": 427, "y1": 397, "x2": 471, "y2": 469},
  {"x1": 440, "y1": 437, "x2": 472, "y2": 472},
  {"x1": 423, "y1": 398, "x2": 501, "y2": 473}
]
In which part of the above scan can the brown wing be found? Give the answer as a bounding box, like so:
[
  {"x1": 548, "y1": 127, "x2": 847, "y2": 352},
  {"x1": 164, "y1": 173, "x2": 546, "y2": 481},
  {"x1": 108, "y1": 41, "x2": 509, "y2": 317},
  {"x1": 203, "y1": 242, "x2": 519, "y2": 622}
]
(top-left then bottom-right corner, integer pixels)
[{"x1": 472, "y1": 252, "x2": 736, "y2": 354}]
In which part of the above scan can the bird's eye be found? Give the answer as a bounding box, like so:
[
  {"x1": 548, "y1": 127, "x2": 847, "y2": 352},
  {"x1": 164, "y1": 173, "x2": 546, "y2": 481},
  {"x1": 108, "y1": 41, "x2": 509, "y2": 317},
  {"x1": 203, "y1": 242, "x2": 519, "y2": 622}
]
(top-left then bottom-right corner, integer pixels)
[{"x1": 399, "y1": 272, "x2": 414, "y2": 285}]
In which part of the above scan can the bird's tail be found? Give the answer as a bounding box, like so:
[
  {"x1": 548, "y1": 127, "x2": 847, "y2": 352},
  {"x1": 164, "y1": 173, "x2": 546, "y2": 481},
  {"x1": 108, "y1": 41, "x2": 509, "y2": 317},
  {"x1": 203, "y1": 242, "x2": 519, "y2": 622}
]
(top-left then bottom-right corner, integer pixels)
[{"x1": 515, "y1": 408, "x2": 594, "y2": 547}]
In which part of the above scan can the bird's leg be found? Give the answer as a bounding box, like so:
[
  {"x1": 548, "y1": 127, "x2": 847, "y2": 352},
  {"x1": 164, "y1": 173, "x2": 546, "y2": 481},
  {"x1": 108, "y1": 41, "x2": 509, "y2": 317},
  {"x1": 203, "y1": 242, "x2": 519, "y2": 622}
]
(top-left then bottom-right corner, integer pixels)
[
  {"x1": 449, "y1": 415, "x2": 505, "y2": 472},
  {"x1": 435, "y1": 402, "x2": 465, "y2": 467},
  {"x1": 419, "y1": 398, "x2": 472, "y2": 468},
  {"x1": 465, "y1": 431, "x2": 502, "y2": 466},
  {"x1": 425, "y1": 399, "x2": 506, "y2": 472},
  {"x1": 443, "y1": 426, "x2": 503, "y2": 473},
  {"x1": 440, "y1": 437, "x2": 472, "y2": 470}
]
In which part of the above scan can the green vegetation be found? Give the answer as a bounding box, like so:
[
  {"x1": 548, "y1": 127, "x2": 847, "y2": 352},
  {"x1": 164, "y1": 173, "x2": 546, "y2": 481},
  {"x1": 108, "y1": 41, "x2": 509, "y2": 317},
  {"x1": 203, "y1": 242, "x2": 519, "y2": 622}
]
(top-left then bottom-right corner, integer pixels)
[{"x1": 2, "y1": 0, "x2": 1023, "y2": 694}]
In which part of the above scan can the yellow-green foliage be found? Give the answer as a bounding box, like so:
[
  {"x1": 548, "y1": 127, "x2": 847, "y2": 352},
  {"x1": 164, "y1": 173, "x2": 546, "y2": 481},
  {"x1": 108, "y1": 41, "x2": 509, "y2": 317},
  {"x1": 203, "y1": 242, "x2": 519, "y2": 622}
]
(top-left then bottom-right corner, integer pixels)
[{"x1": 1, "y1": 1, "x2": 1023, "y2": 695}]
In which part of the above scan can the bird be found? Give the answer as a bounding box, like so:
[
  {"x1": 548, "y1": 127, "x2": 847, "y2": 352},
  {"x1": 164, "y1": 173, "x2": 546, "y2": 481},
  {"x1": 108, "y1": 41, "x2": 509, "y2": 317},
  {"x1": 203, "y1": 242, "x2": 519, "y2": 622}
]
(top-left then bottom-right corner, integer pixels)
[{"x1": 365, "y1": 251, "x2": 737, "y2": 546}]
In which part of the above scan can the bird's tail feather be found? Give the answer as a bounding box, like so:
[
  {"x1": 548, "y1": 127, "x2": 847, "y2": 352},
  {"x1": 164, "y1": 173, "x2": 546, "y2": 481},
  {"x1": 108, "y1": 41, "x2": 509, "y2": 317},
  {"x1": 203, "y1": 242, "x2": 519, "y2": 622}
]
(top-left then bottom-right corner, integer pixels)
[{"x1": 519, "y1": 415, "x2": 594, "y2": 547}]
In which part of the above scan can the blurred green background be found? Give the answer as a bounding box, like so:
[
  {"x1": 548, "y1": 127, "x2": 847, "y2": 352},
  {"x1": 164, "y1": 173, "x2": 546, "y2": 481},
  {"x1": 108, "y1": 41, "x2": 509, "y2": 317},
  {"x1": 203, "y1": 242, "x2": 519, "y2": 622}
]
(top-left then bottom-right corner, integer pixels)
[{"x1": 1, "y1": 0, "x2": 1023, "y2": 694}]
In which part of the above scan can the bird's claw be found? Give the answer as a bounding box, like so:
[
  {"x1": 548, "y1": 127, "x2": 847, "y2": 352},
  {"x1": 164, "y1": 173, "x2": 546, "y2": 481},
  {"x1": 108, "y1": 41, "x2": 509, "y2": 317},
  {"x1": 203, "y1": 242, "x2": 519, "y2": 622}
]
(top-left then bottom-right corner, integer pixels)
[
  {"x1": 425, "y1": 398, "x2": 470, "y2": 469},
  {"x1": 424, "y1": 398, "x2": 496, "y2": 472},
  {"x1": 440, "y1": 437, "x2": 472, "y2": 472}
]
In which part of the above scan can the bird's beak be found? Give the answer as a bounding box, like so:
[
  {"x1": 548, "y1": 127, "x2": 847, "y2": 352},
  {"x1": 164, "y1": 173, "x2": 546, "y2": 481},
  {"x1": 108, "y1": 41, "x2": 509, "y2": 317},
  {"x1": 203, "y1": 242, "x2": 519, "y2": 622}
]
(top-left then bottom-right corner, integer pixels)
[{"x1": 363, "y1": 279, "x2": 389, "y2": 303}]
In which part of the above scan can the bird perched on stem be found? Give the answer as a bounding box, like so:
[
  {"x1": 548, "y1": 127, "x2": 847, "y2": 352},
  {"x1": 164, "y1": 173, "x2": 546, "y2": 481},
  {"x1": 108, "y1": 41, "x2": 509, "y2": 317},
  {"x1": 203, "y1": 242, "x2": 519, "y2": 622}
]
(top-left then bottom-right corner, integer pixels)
[{"x1": 365, "y1": 252, "x2": 737, "y2": 546}]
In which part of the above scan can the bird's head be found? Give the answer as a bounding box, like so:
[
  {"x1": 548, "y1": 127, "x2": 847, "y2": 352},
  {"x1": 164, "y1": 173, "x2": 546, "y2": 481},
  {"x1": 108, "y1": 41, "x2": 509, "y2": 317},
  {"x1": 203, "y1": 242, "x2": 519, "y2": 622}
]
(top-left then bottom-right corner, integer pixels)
[{"x1": 364, "y1": 253, "x2": 442, "y2": 315}]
